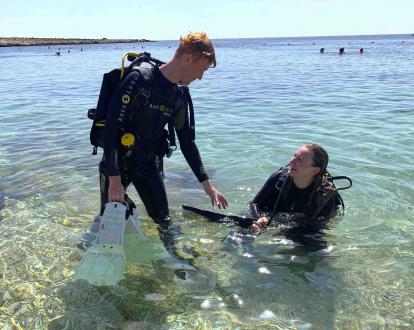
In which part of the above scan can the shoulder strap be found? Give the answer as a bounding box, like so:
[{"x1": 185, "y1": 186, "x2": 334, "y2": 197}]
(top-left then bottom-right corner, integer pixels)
[
  {"x1": 165, "y1": 85, "x2": 195, "y2": 158},
  {"x1": 268, "y1": 166, "x2": 290, "y2": 225},
  {"x1": 184, "y1": 87, "x2": 196, "y2": 142},
  {"x1": 311, "y1": 183, "x2": 338, "y2": 218},
  {"x1": 177, "y1": 85, "x2": 195, "y2": 141}
]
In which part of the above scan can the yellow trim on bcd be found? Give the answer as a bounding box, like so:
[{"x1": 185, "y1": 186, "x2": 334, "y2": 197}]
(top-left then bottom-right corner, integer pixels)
[
  {"x1": 120, "y1": 52, "x2": 141, "y2": 79},
  {"x1": 121, "y1": 133, "x2": 135, "y2": 148},
  {"x1": 95, "y1": 120, "x2": 106, "y2": 127}
]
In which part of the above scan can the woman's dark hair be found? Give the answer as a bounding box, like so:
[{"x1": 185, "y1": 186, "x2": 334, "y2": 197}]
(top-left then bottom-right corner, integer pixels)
[
  {"x1": 304, "y1": 143, "x2": 329, "y2": 177},
  {"x1": 302, "y1": 144, "x2": 330, "y2": 216}
]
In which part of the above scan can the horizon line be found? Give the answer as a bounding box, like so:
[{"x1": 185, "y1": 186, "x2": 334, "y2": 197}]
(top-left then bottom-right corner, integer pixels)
[{"x1": 1, "y1": 32, "x2": 413, "y2": 41}]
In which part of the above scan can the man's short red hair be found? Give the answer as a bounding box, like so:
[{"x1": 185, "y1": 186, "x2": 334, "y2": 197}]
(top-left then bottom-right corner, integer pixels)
[{"x1": 175, "y1": 32, "x2": 216, "y2": 68}]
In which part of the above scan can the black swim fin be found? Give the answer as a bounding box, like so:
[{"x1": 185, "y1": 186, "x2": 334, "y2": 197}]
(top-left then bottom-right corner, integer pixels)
[{"x1": 182, "y1": 205, "x2": 254, "y2": 228}]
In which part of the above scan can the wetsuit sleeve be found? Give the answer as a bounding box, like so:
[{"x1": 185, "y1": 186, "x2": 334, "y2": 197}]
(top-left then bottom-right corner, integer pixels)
[
  {"x1": 174, "y1": 106, "x2": 209, "y2": 183},
  {"x1": 249, "y1": 171, "x2": 281, "y2": 219},
  {"x1": 103, "y1": 70, "x2": 143, "y2": 176}
]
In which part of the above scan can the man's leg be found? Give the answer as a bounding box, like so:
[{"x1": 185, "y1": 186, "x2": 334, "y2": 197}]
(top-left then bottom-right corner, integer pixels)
[{"x1": 131, "y1": 163, "x2": 193, "y2": 265}]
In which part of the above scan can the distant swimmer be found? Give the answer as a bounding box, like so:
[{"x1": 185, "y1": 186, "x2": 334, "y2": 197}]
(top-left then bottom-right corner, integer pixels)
[
  {"x1": 359, "y1": 48, "x2": 364, "y2": 54},
  {"x1": 55, "y1": 51, "x2": 61, "y2": 56},
  {"x1": 339, "y1": 47, "x2": 345, "y2": 54},
  {"x1": 320, "y1": 48, "x2": 325, "y2": 53}
]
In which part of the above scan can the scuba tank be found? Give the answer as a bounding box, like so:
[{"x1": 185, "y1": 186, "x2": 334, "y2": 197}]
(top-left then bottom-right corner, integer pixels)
[{"x1": 87, "y1": 52, "x2": 166, "y2": 155}]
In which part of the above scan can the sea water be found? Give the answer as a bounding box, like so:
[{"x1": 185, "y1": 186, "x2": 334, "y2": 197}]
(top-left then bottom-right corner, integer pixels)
[{"x1": 0, "y1": 34, "x2": 413, "y2": 329}]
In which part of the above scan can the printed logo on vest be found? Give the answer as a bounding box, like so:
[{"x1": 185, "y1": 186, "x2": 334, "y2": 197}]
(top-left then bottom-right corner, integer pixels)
[
  {"x1": 149, "y1": 103, "x2": 173, "y2": 116},
  {"x1": 122, "y1": 94, "x2": 131, "y2": 104}
]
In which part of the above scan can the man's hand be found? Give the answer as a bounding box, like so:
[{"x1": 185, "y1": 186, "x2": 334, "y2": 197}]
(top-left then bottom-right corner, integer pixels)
[
  {"x1": 250, "y1": 216, "x2": 269, "y2": 233},
  {"x1": 201, "y1": 179, "x2": 228, "y2": 209},
  {"x1": 108, "y1": 176, "x2": 125, "y2": 203}
]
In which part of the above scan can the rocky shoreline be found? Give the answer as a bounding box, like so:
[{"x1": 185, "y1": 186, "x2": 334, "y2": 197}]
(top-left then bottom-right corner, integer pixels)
[{"x1": 0, "y1": 37, "x2": 154, "y2": 47}]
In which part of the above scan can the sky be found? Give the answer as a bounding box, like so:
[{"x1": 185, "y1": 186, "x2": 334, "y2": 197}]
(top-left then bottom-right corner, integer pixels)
[{"x1": 1, "y1": 0, "x2": 413, "y2": 40}]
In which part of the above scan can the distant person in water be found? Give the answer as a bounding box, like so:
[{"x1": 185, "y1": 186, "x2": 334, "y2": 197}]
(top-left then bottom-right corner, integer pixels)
[
  {"x1": 359, "y1": 48, "x2": 364, "y2": 54},
  {"x1": 320, "y1": 48, "x2": 325, "y2": 53},
  {"x1": 339, "y1": 47, "x2": 345, "y2": 54},
  {"x1": 249, "y1": 144, "x2": 344, "y2": 234}
]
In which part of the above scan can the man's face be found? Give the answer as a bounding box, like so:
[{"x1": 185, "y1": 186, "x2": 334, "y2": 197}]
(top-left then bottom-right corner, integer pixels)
[
  {"x1": 181, "y1": 56, "x2": 211, "y2": 85},
  {"x1": 288, "y1": 146, "x2": 320, "y2": 179}
]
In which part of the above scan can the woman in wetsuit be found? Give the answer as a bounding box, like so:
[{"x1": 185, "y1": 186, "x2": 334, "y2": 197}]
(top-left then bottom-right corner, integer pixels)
[{"x1": 250, "y1": 144, "x2": 342, "y2": 233}]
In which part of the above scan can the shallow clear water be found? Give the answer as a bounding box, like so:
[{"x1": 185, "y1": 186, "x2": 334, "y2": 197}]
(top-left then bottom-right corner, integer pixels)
[{"x1": 0, "y1": 35, "x2": 413, "y2": 329}]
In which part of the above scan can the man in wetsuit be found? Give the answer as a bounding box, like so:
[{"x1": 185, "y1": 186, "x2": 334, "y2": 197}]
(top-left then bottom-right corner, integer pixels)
[
  {"x1": 250, "y1": 144, "x2": 342, "y2": 233},
  {"x1": 99, "y1": 32, "x2": 228, "y2": 249}
]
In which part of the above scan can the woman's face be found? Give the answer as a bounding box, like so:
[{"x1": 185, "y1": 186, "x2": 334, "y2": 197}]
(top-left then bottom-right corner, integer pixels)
[{"x1": 288, "y1": 146, "x2": 320, "y2": 180}]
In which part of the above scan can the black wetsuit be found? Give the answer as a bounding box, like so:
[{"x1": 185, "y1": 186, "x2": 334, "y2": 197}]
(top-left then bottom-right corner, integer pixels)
[
  {"x1": 250, "y1": 167, "x2": 340, "y2": 232},
  {"x1": 99, "y1": 66, "x2": 208, "y2": 251}
]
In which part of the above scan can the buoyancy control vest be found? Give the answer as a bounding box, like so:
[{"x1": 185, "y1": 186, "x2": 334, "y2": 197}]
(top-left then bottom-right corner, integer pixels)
[
  {"x1": 87, "y1": 52, "x2": 195, "y2": 157},
  {"x1": 268, "y1": 166, "x2": 352, "y2": 224}
]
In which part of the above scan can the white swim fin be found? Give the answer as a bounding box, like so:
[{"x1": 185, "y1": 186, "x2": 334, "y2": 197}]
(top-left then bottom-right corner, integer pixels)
[
  {"x1": 74, "y1": 202, "x2": 128, "y2": 286},
  {"x1": 124, "y1": 207, "x2": 168, "y2": 263}
]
